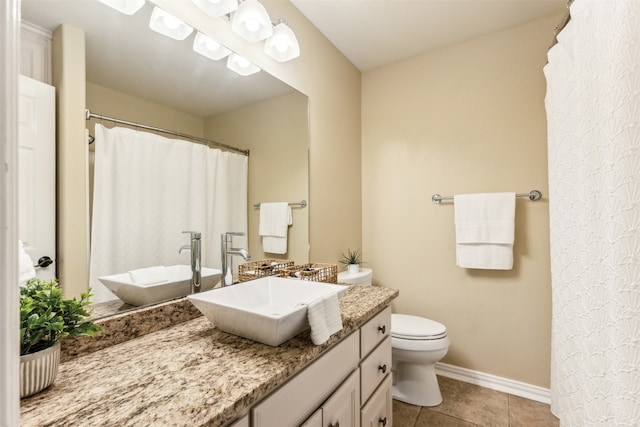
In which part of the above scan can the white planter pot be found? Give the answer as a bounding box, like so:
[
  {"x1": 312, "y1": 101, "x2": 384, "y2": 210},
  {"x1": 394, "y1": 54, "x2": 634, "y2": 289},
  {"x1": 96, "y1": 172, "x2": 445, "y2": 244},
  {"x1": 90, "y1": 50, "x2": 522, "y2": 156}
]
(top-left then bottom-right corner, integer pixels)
[
  {"x1": 347, "y1": 264, "x2": 360, "y2": 274},
  {"x1": 20, "y1": 340, "x2": 61, "y2": 398}
]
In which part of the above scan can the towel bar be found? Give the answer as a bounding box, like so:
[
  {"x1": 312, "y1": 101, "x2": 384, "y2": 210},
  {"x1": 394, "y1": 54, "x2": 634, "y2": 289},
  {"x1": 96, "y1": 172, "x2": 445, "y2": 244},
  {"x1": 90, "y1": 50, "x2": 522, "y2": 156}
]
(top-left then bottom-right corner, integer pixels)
[
  {"x1": 431, "y1": 190, "x2": 542, "y2": 205},
  {"x1": 254, "y1": 200, "x2": 308, "y2": 209}
]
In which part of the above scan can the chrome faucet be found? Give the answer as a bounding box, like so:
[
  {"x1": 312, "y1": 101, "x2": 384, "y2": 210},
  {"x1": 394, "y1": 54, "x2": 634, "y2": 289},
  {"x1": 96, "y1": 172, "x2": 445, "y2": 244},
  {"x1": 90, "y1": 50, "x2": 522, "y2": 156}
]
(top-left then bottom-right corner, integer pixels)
[
  {"x1": 221, "y1": 232, "x2": 250, "y2": 286},
  {"x1": 179, "y1": 231, "x2": 202, "y2": 294}
]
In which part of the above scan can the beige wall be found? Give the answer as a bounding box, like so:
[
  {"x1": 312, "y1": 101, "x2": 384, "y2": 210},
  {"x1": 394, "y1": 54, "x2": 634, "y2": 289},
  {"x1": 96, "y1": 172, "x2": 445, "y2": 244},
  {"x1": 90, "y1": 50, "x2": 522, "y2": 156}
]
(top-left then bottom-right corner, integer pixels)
[
  {"x1": 205, "y1": 92, "x2": 309, "y2": 264},
  {"x1": 362, "y1": 16, "x2": 557, "y2": 387}
]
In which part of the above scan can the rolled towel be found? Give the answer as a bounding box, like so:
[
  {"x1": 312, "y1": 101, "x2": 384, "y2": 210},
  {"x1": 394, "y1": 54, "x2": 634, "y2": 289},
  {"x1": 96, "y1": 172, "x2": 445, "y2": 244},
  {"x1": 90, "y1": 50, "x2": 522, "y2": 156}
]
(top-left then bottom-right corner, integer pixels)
[
  {"x1": 19, "y1": 240, "x2": 36, "y2": 286},
  {"x1": 128, "y1": 266, "x2": 168, "y2": 286},
  {"x1": 307, "y1": 292, "x2": 343, "y2": 345}
]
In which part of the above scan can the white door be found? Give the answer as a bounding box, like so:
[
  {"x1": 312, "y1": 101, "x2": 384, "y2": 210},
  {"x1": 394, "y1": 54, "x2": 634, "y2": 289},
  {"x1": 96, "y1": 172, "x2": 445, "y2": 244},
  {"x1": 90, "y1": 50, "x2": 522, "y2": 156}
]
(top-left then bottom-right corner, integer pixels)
[{"x1": 18, "y1": 75, "x2": 56, "y2": 280}]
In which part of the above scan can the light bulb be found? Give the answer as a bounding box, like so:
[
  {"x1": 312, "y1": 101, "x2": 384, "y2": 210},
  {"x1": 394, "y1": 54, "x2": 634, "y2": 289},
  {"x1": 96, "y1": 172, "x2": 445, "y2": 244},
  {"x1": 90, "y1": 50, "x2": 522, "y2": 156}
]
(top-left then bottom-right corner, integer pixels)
[
  {"x1": 163, "y1": 14, "x2": 180, "y2": 29},
  {"x1": 205, "y1": 39, "x2": 220, "y2": 51},
  {"x1": 244, "y1": 19, "x2": 260, "y2": 33},
  {"x1": 231, "y1": 0, "x2": 272, "y2": 42},
  {"x1": 149, "y1": 7, "x2": 194, "y2": 41},
  {"x1": 264, "y1": 21, "x2": 300, "y2": 62},
  {"x1": 275, "y1": 38, "x2": 288, "y2": 53}
]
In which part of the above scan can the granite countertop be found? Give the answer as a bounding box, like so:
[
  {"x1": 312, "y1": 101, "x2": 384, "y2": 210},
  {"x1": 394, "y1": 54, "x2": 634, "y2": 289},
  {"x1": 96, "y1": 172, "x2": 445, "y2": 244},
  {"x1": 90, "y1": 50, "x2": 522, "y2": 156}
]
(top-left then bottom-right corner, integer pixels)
[{"x1": 20, "y1": 285, "x2": 398, "y2": 427}]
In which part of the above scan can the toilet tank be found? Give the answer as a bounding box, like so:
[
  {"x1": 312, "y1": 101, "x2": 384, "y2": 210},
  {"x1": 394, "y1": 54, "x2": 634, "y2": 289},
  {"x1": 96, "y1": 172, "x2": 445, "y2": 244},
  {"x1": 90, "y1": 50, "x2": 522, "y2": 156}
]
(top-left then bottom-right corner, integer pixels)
[{"x1": 337, "y1": 268, "x2": 372, "y2": 285}]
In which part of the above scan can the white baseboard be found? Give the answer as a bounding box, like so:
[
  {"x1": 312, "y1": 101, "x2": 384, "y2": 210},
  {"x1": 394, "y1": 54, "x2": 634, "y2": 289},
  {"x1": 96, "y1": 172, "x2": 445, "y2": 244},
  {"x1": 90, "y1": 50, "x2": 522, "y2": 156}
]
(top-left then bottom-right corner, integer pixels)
[{"x1": 435, "y1": 362, "x2": 551, "y2": 404}]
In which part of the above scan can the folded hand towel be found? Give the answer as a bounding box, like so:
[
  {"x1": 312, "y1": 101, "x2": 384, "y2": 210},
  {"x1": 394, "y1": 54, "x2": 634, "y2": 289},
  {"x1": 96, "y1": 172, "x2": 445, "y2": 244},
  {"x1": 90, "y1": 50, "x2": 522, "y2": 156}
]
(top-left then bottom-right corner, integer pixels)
[
  {"x1": 259, "y1": 202, "x2": 292, "y2": 254},
  {"x1": 128, "y1": 266, "x2": 168, "y2": 286},
  {"x1": 454, "y1": 192, "x2": 515, "y2": 270},
  {"x1": 18, "y1": 240, "x2": 36, "y2": 286},
  {"x1": 307, "y1": 292, "x2": 343, "y2": 345}
]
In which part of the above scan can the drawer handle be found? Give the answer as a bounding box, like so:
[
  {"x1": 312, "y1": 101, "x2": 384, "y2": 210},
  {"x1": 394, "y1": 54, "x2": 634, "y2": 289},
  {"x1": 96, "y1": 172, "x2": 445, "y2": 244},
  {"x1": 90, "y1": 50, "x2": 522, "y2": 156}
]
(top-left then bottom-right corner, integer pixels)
[
  {"x1": 378, "y1": 325, "x2": 386, "y2": 334},
  {"x1": 329, "y1": 422, "x2": 340, "y2": 427},
  {"x1": 378, "y1": 364, "x2": 387, "y2": 374},
  {"x1": 379, "y1": 417, "x2": 388, "y2": 426}
]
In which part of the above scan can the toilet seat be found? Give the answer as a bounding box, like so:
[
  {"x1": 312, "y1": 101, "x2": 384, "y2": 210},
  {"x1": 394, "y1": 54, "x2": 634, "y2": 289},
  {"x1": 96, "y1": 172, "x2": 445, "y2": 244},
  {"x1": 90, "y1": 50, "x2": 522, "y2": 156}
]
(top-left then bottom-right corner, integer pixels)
[{"x1": 391, "y1": 314, "x2": 447, "y2": 340}]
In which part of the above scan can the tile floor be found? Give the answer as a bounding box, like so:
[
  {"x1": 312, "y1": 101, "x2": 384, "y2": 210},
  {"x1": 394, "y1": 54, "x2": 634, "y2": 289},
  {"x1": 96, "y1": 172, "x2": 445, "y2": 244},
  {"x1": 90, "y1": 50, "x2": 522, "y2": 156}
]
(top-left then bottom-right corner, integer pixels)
[{"x1": 393, "y1": 376, "x2": 559, "y2": 427}]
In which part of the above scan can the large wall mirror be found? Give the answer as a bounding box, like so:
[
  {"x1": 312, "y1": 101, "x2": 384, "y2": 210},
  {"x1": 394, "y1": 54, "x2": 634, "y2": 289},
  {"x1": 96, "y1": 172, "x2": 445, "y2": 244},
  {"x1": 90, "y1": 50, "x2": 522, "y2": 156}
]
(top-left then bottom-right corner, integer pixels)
[{"x1": 21, "y1": 0, "x2": 310, "y2": 317}]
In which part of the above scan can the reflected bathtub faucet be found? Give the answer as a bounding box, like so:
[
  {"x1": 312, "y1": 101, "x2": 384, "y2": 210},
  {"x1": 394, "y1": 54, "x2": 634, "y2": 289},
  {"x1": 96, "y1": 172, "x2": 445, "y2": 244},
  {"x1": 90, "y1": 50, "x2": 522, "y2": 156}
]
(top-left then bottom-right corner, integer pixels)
[
  {"x1": 179, "y1": 231, "x2": 202, "y2": 294},
  {"x1": 221, "y1": 232, "x2": 250, "y2": 287}
]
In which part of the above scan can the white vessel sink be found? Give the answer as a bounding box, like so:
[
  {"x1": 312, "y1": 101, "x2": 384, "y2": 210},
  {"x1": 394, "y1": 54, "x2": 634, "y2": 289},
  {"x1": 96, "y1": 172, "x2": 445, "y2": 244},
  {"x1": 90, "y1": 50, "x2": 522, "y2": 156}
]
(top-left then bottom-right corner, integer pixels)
[
  {"x1": 187, "y1": 276, "x2": 347, "y2": 346},
  {"x1": 99, "y1": 265, "x2": 222, "y2": 306}
]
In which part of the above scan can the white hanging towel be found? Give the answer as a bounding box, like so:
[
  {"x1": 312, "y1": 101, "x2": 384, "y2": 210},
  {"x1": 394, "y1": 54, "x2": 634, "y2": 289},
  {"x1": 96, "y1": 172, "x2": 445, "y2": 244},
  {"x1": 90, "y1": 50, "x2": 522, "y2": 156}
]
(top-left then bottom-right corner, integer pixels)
[
  {"x1": 259, "y1": 202, "x2": 292, "y2": 254},
  {"x1": 454, "y1": 192, "x2": 516, "y2": 270},
  {"x1": 307, "y1": 292, "x2": 343, "y2": 345}
]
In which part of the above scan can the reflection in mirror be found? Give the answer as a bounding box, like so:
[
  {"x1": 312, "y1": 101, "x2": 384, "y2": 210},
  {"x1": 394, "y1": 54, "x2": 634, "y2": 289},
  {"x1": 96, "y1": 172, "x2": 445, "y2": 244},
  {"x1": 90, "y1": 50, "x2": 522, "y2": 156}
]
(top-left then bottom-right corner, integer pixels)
[{"x1": 21, "y1": 0, "x2": 309, "y2": 318}]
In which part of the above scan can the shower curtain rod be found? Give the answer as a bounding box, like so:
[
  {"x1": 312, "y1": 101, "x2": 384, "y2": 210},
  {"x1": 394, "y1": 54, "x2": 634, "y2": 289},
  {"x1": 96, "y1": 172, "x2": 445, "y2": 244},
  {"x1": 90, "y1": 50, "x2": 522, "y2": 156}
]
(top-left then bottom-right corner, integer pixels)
[
  {"x1": 85, "y1": 109, "x2": 250, "y2": 156},
  {"x1": 431, "y1": 190, "x2": 542, "y2": 205}
]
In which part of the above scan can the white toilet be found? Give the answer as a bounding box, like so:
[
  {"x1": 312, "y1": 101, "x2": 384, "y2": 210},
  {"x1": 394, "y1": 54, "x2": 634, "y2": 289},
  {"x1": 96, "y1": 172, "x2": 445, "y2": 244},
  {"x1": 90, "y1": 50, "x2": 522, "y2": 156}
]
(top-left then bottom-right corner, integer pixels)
[{"x1": 391, "y1": 314, "x2": 450, "y2": 407}]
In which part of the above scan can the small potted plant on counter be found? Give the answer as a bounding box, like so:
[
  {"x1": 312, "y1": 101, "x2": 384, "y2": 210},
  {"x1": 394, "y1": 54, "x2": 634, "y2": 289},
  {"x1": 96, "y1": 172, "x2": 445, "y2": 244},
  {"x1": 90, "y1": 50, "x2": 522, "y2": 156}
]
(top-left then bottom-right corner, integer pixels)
[
  {"x1": 339, "y1": 248, "x2": 365, "y2": 274},
  {"x1": 20, "y1": 278, "x2": 102, "y2": 398}
]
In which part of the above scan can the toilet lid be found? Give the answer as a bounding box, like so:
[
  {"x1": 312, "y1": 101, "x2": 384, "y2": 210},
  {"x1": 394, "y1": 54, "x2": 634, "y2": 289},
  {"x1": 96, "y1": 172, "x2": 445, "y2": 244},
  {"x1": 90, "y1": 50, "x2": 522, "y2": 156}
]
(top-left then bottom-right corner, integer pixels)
[{"x1": 391, "y1": 314, "x2": 447, "y2": 340}]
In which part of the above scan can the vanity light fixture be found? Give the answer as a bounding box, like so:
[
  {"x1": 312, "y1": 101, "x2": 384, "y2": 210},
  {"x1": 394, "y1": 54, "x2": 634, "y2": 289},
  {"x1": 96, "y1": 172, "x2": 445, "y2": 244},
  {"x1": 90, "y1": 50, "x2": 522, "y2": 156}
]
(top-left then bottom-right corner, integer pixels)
[
  {"x1": 149, "y1": 6, "x2": 194, "y2": 41},
  {"x1": 226, "y1": 53, "x2": 260, "y2": 76},
  {"x1": 231, "y1": 0, "x2": 273, "y2": 43},
  {"x1": 96, "y1": 0, "x2": 145, "y2": 15},
  {"x1": 264, "y1": 20, "x2": 300, "y2": 62},
  {"x1": 193, "y1": 32, "x2": 231, "y2": 60},
  {"x1": 191, "y1": 0, "x2": 238, "y2": 17}
]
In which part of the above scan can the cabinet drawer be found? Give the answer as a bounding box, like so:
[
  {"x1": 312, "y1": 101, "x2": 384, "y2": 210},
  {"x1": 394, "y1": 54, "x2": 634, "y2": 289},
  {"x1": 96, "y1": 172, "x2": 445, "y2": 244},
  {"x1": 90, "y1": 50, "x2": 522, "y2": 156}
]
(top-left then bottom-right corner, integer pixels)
[
  {"x1": 361, "y1": 374, "x2": 393, "y2": 427},
  {"x1": 360, "y1": 336, "x2": 391, "y2": 405},
  {"x1": 360, "y1": 307, "x2": 391, "y2": 358},
  {"x1": 252, "y1": 332, "x2": 359, "y2": 427}
]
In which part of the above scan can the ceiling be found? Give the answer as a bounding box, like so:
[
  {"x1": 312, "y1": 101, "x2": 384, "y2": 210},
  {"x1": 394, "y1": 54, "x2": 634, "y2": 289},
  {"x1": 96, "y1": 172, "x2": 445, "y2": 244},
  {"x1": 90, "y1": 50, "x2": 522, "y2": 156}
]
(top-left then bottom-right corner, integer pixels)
[{"x1": 290, "y1": 0, "x2": 567, "y2": 71}]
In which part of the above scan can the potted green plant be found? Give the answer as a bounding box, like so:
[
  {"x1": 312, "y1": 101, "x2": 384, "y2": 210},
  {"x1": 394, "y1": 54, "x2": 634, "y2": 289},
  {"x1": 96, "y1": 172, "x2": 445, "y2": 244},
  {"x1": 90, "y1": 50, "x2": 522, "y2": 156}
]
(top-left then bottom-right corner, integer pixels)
[
  {"x1": 20, "y1": 278, "x2": 102, "y2": 398},
  {"x1": 339, "y1": 249, "x2": 365, "y2": 273}
]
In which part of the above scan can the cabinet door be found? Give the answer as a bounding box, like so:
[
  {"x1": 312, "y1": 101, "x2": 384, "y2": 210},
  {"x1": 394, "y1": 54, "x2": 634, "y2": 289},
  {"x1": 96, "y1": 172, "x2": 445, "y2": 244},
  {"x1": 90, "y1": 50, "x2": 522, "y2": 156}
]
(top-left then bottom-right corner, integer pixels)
[
  {"x1": 361, "y1": 374, "x2": 392, "y2": 427},
  {"x1": 323, "y1": 369, "x2": 360, "y2": 427}
]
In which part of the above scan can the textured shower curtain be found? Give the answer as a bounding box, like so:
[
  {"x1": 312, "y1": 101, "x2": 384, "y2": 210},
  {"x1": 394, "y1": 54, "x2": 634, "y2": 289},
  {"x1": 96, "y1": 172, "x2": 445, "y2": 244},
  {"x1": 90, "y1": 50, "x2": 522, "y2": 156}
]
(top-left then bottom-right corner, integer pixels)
[
  {"x1": 545, "y1": 1, "x2": 640, "y2": 425},
  {"x1": 89, "y1": 124, "x2": 247, "y2": 303}
]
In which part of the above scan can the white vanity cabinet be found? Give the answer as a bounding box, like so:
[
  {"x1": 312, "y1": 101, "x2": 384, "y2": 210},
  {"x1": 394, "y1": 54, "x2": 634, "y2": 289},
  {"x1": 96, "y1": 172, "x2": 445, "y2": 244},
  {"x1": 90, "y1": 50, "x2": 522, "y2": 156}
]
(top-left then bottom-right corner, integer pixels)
[{"x1": 249, "y1": 306, "x2": 393, "y2": 427}]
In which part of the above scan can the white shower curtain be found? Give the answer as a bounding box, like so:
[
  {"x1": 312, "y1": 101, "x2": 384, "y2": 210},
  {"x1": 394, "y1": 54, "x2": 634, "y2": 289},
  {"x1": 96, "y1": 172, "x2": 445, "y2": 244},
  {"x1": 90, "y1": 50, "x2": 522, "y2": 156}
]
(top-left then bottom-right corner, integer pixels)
[
  {"x1": 89, "y1": 124, "x2": 247, "y2": 303},
  {"x1": 545, "y1": 1, "x2": 640, "y2": 425}
]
